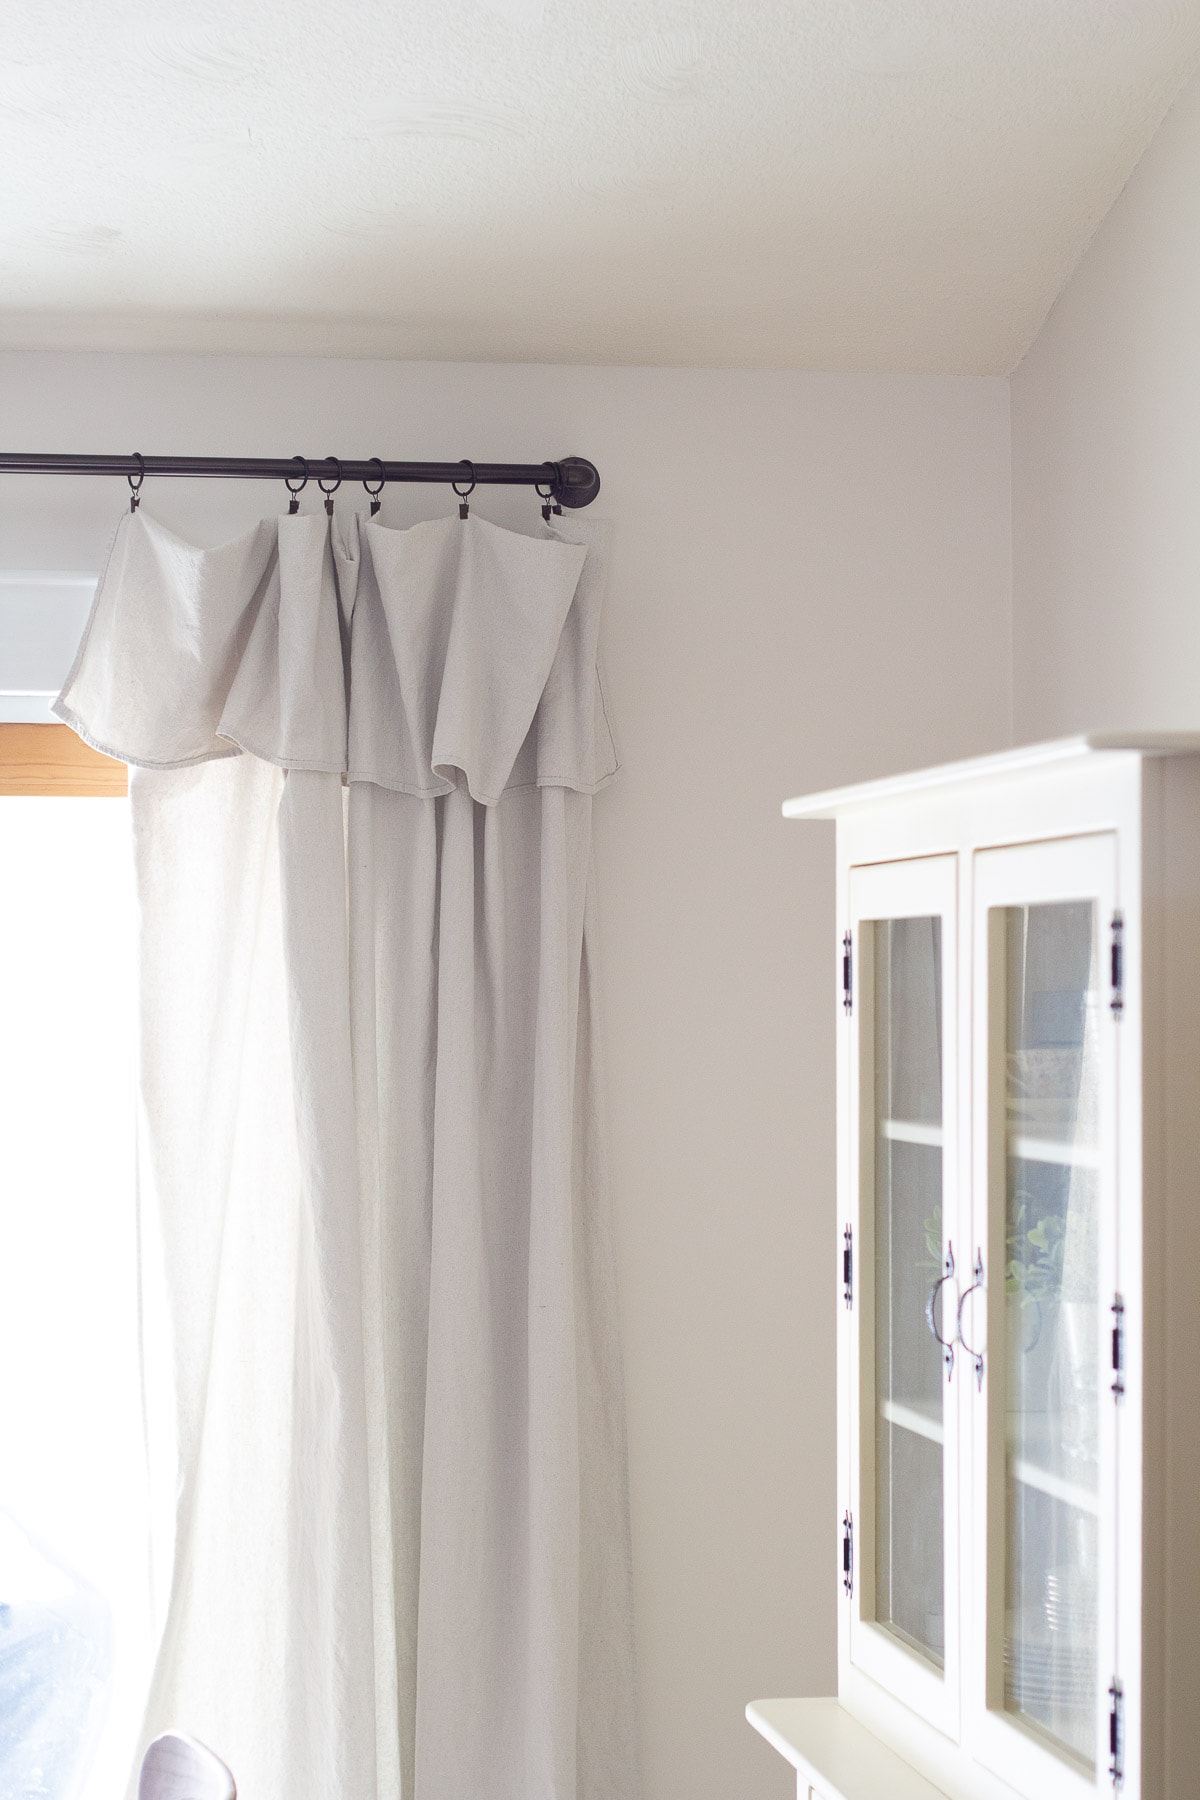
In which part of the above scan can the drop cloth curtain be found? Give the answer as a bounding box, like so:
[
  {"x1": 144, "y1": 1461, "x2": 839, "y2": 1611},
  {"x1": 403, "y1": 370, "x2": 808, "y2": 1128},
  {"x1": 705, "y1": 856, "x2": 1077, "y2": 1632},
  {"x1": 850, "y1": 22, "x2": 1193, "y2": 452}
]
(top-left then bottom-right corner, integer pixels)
[{"x1": 54, "y1": 509, "x2": 638, "y2": 1800}]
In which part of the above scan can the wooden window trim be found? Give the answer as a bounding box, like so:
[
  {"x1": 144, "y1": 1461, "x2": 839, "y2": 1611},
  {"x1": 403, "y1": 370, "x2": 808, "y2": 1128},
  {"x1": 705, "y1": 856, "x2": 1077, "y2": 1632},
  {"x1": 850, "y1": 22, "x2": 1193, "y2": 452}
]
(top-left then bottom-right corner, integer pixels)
[{"x1": 0, "y1": 723, "x2": 127, "y2": 797}]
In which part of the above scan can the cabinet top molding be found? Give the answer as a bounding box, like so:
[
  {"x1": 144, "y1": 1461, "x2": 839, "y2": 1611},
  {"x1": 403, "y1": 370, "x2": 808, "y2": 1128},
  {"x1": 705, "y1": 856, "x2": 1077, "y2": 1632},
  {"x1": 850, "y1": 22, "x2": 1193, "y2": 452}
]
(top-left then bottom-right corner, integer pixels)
[{"x1": 782, "y1": 732, "x2": 1200, "y2": 821}]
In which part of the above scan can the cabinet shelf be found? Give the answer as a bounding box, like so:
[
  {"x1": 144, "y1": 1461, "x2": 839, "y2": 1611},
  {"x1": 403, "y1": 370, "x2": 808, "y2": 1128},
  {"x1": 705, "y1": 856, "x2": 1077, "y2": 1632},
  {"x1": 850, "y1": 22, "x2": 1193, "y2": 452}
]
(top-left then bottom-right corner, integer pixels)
[
  {"x1": 1009, "y1": 1457, "x2": 1100, "y2": 1518},
  {"x1": 880, "y1": 1118, "x2": 943, "y2": 1148},
  {"x1": 879, "y1": 1398, "x2": 944, "y2": 1446},
  {"x1": 1008, "y1": 1133, "x2": 1099, "y2": 1170}
]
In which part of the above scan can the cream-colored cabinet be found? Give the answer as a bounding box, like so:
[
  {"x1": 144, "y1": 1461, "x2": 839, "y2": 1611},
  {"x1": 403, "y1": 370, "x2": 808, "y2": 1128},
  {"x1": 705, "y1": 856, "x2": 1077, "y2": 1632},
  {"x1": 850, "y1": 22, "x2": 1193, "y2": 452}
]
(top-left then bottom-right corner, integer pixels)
[{"x1": 749, "y1": 736, "x2": 1200, "y2": 1800}]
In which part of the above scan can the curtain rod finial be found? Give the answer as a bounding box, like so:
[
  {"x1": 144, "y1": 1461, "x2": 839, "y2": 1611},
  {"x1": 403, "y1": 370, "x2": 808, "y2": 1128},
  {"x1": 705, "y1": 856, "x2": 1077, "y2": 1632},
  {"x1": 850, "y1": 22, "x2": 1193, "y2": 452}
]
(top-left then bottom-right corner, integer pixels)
[{"x1": 552, "y1": 456, "x2": 600, "y2": 510}]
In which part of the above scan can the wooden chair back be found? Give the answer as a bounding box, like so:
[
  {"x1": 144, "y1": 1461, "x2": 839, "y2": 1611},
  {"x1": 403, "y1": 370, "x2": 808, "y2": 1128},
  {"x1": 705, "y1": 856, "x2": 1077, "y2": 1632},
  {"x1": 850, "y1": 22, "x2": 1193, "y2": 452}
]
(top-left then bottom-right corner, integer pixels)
[{"x1": 137, "y1": 1732, "x2": 236, "y2": 1800}]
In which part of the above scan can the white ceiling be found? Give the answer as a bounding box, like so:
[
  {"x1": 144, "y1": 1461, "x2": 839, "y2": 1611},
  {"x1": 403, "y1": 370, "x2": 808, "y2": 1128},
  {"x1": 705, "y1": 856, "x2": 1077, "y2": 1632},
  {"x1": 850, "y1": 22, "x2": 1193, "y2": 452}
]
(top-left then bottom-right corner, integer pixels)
[{"x1": 3, "y1": 1, "x2": 1199, "y2": 374}]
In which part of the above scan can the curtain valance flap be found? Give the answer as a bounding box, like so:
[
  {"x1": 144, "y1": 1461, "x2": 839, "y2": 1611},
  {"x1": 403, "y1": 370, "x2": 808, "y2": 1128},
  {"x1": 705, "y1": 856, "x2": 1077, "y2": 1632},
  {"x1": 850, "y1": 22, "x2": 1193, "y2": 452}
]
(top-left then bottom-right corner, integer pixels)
[{"x1": 54, "y1": 510, "x2": 618, "y2": 803}]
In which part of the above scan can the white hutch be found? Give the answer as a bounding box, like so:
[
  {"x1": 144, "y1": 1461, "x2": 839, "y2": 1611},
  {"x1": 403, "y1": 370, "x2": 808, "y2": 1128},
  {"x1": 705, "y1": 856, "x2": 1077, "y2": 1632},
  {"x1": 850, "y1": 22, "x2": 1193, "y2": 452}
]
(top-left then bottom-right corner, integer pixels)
[{"x1": 748, "y1": 736, "x2": 1200, "y2": 1800}]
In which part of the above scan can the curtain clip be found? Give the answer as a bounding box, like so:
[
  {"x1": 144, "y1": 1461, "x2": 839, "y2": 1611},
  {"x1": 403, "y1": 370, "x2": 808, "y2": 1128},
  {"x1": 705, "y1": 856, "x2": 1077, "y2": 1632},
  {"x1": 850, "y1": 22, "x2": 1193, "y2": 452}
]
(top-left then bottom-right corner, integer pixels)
[
  {"x1": 128, "y1": 451, "x2": 145, "y2": 513},
  {"x1": 318, "y1": 455, "x2": 342, "y2": 517},
  {"x1": 364, "y1": 457, "x2": 386, "y2": 518},
  {"x1": 537, "y1": 462, "x2": 563, "y2": 522},
  {"x1": 452, "y1": 460, "x2": 476, "y2": 520},
  {"x1": 285, "y1": 454, "x2": 308, "y2": 515}
]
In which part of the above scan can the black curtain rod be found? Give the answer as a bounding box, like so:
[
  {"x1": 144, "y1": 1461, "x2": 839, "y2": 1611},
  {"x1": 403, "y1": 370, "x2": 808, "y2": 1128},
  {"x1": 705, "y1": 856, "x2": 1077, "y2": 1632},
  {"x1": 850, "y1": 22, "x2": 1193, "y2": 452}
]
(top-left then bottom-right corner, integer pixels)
[{"x1": 0, "y1": 451, "x2": 601, "y2": 509}]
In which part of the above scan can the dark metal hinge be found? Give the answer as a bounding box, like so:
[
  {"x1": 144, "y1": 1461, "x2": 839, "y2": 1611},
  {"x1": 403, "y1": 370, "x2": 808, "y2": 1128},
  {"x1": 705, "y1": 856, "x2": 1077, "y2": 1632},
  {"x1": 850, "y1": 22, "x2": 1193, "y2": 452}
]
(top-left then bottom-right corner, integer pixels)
[
  {"x1": 842, "y1": 1510, "x2": 854, "y2": 1598},
  {"x1": 1109, "y1": 1678, "x2": 1124, "y2": 1787},
  {"x1": 1111, "y1": 913, "x2": 1124, "y2": 1017},
  {"x1": 843, "y1": 1224, "x2": 853, "y2": 1310},
  {"x1": 1111, "y1": 1295, "x2": 1125, "y2": 1399},
  {"x1": 842, "y1": 930, "x2": 853, "y2": 1015}
]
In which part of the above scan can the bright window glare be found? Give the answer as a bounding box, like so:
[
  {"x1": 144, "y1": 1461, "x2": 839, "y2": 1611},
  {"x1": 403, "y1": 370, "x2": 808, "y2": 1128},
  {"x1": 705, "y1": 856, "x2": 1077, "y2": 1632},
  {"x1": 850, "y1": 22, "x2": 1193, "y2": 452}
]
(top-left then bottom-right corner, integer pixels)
[{"x1": 0, "y1": 797, "x2": 155, "y2": 1800}]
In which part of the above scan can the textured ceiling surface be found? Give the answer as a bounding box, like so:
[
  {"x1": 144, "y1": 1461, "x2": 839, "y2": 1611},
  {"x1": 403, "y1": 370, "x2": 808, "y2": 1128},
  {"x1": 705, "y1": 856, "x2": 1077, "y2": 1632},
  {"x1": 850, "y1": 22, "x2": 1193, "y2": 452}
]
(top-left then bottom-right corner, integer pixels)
[{"x1": 3, "y1": 1, "x2": 1200, "y2": 371}]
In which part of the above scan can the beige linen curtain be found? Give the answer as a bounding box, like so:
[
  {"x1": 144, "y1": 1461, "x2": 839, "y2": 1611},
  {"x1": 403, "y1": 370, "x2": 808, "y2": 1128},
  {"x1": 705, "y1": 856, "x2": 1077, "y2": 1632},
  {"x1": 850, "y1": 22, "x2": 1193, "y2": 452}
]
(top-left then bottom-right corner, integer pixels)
[{"x1": 55, "y1": 508, "x2": 638, "y2": 1800}]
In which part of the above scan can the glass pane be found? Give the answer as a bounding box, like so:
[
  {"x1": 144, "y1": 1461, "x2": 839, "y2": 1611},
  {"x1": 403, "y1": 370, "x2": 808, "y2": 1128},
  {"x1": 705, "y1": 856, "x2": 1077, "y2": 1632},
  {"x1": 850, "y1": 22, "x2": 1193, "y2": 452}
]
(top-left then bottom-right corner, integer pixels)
[
  {"x1": 873, "y1": 916, "x2": 944, "y2": 1666},
  {"x1": 0, "y1": 798, "x2": 157, "y2": 1800},
  {"x1": 1002, "y1": 902, "x2": 1099, "y2": 1767}
]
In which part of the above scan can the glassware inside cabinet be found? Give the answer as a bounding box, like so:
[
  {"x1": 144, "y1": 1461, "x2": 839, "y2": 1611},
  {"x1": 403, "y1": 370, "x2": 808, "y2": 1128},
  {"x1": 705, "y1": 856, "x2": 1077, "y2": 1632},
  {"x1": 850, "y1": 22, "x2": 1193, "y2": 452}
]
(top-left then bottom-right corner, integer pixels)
[
  {"x1": 1002, "y1": 902, "x2": 1099, "y2": 1768},
  {"x1": 873, "y1": 916, "x2": 946, "y2": 1668}
]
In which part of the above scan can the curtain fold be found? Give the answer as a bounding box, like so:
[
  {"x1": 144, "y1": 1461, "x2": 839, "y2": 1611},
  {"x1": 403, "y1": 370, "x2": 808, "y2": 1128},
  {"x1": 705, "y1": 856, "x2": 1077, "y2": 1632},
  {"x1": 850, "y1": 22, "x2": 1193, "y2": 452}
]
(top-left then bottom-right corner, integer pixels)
[{"x1": 56, "y1": 509, "x2": 637, "y2": 1800}]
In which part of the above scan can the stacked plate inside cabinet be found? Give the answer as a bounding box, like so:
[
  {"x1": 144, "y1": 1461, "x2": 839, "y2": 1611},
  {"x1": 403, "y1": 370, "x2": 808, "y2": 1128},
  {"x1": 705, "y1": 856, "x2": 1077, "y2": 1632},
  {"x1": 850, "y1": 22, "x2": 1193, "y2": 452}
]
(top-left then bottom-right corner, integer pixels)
[
  {"x1": 1007, "y1": 1576, "x2": 1101, "y2": 1756},
  {"x1": 1005, "y1": 1569, "x2": 1098, "y2": 1755}
]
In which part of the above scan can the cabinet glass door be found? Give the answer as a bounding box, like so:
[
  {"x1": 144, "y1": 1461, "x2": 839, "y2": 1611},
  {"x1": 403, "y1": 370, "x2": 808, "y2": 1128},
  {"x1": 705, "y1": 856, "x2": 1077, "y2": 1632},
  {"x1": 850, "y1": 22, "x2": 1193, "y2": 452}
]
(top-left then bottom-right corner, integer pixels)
[
  {"x1": 970, "y1": 837, "x2": 1118, "y2": 1798},
  {"x1": 847, "y1": 855, "x2": 960, "y2": 1736},
  {"x1": 874, "y1": 913, "x2": 946, "y2": 1664},
  {"x1": 1004, "y1": 900, "x2": 1099, "y2": 1762}
]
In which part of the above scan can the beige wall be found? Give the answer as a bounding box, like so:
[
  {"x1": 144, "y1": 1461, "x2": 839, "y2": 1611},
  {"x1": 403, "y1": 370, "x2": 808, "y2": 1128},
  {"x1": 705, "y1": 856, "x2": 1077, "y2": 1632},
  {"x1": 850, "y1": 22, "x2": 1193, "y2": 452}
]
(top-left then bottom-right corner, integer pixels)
[
  {"x1": 0, "y1": 353, "x2": 1012, "y2": 1799},
  {"x1": 1012, "y1": 67, "x2": 1200, "y2": 739}
]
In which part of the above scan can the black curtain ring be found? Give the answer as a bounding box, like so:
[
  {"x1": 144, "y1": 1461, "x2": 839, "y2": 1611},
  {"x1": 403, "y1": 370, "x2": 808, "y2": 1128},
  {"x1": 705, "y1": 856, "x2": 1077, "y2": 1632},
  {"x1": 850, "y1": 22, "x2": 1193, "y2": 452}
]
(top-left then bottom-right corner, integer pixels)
[
  {"x1": 536, "y1": 460, "x2": 563, "y2": 520},
  {"x1": 318, "y1": 455, "x2": 343, "y2": 515},
  {"x1": 364, "y1": 456, "x2": 386, "y2": 516},
  {"x1": 452, "y1": 458, "x2": 476, "y2": 518},
  {"x1": 285, "y1": 454, "x2": 309, "y2": 514},
  {"x1": 128, "y1": 451, "x2": 145, "y2": 512}
]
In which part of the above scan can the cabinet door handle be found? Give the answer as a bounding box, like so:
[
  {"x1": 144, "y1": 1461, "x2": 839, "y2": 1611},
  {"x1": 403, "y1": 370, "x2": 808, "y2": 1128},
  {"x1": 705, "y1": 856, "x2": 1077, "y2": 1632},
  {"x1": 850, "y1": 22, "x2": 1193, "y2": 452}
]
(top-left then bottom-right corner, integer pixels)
[
  {"x1": 925, "y1": 1241, "x2": 956, "y2": 1380},
  {"x1": 957, "y1": 1251, "x2": 985, "y2": 1390}
]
